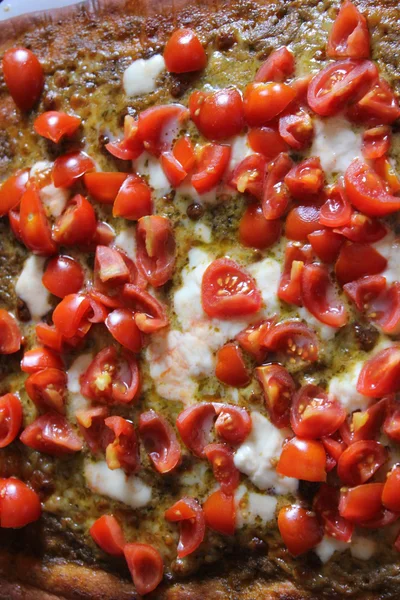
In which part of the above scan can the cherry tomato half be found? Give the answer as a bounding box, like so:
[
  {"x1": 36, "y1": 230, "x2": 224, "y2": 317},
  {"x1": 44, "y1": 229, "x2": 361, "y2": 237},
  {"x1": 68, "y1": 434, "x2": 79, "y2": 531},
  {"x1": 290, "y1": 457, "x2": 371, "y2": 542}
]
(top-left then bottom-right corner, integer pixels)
[
  {"x1": 164, "y1": 28, "x2": 207, "y2": 73},
  {"x1": 90, "y1": 514, "x2": 125, "y2": 556},
  {"x1": 302, "y1": 262, "x2": 348, "y2": 327},
  {"x1": 20, "y1": 413, "x2": 83, "y2": 456},
  {"x1": 239, "y1": 204, "x2": 282, "y2": 250},
  {"x1": 277, "y1": 437, "x2": 327, "y2": 482},
  {"x1": 124, "y1": 543, "x2": 164, "y2": 596},
  {"x1": 254, "y1": 46, "x2": 295, "y2": 83},
  {"x1": 339, "y1": 483, "x2": 384, "y2": 522},
  {"x1": 204, "y1": 443, "x2": 240, "y2": 495},
  {"x1": 0, "y1": 394, "x2": 22, "y2": 448},
  {"x1": 344, "y1": 158, "x2": 400, "y2": 217},
  {"x1": 278, "y1": 505, "x2": 323, "y2": 556},
  {"x1": 0, "y1": 478, "x2": 41, "y2": 528},
  {"x1": 136, "y1": 215, "x2": 176, "y2": 287},
  {"x1": 139, "y1": 409, "x2": 181, "y2": 474},
  {"x1": 203, "y1": 489, "x2": 236, "y2": 536},
  {"x1": 189, "y1": 88, "x2": 244, "y2": 141},
  {"x1": 256, "y1": 363, "x2": 295, "y2": 428},
  {"x1": 0, "y1": 169, "x2": 29, "y2": 216},
  {"x1": 327, "y1": 0, "x2": 370, "y2": 59},
  {"x1": 2, "y1": 47, "x2": 44, "y2": 111},
  {"x1": 113, "y1": 175, "x2": 152, "y2": 220},
  {"x1": 356, "y1": 345, "x2": 400, "y2": 397},
  {"x1": 191, "y1": 144, "x2": 231, "y2": 194},
  {"x1": 42, "y1": 255, "x2": 84, "y2": 298},
  {"x1": 291, "y1": 384, "x2": 346, "y2": 439},
  {"x1": 34, "y1": 111, "x2": 81, "y2": 143},
  {"x1": 84, "y1": 172, "x2": 127, "y2": 204},
  {"x1": 0, "y1": 309, "x2": 21, "y2": 354},
  {"x1": 382, "y1": 466, "x2": 400, "y2": 512},
  {"x1": 215, "y1": 343, "x2": 250, "y2": 387},
  {"x1": 337, "y1": 440, "x2": 388, "y2": 486},
  {"x1": 165, "y1": 497, "x2": 205, "y2": 558},
  {"x1": 243, "y1": 82, "x2": 296, "y2": 126}
]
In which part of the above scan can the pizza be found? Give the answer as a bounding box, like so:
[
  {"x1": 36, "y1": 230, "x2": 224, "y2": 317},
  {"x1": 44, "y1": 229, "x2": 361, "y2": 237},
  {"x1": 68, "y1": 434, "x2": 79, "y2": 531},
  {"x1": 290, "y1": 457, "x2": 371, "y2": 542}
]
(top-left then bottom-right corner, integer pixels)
[{"x1": 1, "y1": 0, "x2": 400, "y2": 597}]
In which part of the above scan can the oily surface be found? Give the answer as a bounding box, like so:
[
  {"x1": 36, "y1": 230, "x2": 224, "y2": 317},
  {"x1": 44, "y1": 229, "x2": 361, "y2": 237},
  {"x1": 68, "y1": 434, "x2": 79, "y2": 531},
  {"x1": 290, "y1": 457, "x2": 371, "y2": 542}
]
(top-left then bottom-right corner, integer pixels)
[{"x1": 0, "y1": 0, "x2": 400, "y2": 598}]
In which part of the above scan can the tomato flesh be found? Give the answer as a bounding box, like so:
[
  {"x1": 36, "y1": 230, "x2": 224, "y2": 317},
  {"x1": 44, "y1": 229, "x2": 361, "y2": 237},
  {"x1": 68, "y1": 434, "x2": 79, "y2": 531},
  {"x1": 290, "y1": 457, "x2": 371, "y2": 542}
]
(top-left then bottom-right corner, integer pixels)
[
  {"x1": 278, "y1": 505, "x2": 323, "y2": 556},
  {"x1": 203, "y1": 490, "x2": 236, "y2": 536},
  {"x1": 277, "y1": 437, "x2": 327, "y2": 482},
  {"x1": 215, "y1": 343, "x2": 250, "y2": 387},
  {"x1": 124, "y1": 543, "x2": 164, "y2": 596},
  {"x1": 164, "y1": 28, "x2": 207, "y2": 73},
  {"x1": 337, "y1": 440, "x2": 388, "y2": 486},
  {"x1": 0, "y1": 478, "x2": 41, "y2": 528},
  {"x1": 2, "y1": 47, "x2": 44, "y2": 111},
  {"x1": 139, "y1": 409, "x2": 181, "y2": 473},
  {"x1": 0, "y1": 394, "x2": 23, "y2": 449},
  {"x1": 90, "y1": 515, "x2": 126, "y2": 556}
]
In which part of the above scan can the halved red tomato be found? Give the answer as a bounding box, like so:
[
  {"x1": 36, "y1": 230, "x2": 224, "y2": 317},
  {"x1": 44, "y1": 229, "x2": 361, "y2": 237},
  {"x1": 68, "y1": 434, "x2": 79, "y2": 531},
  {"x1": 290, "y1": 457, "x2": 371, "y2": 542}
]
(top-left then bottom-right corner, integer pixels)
[
  {"x1": 35, "y1": 323, "x2": 63, "y2": 352},
  {"x1": 339, "y1": 483, "x2": 384, "y2": 522},
  {"x1": 313, "y1": 484, "x2": 354, "y2": 542},
  {"x1": 383, "y1": 399, "x2": 400, "y2": 442},
  {"x1": 124, "y1": 543, "x2": 163, "y2": 596},
  {"x1": 236, "y1": 318, "x2": 276, "y2": 363},
  {"x1": 203, "y1": 489, "x2": 236, "y2": 536},
  {"x1": 0, "y1": 394, "x2": 22, "y2": 448},
  {"x1": 34, "y1": 111, "x2": 81, "y2": 143},
  {"x1": 105, "y1": 308, "x2": 143, "y2": 353},
  {"x1": 279, "y1": 106, "x2": 314, "y2": 151},
  {"x1": 106, "y1": 138, "x2": 143, "y2": 161},
  {"x1": 291, "y1": 384, "x2": 346, "y2": 439},
  {"x1": 214, "y1": 403, "x2": 252, "y2": 445},
  {"x1": 373, "y1": 156, "x2": 400, "y2": 195},
  {"x1": 262, "y1": 320, "x2": 319, "y2": 362},
  {"x1": 364, "y1": 282, "x2": 400, "y2": 335},
  {"x1": 239, "y1": 203, "x2": 282, "y2": 249},
  {"x1": 201, "y1": 258, "x2": 262, "y2": 318},
  {"x1": 343, "y1": 274, "x2": 386, "y2": 311},
  {"x1": 308, "y1": 229, "x2": 344, "y2": 264},
  {"x1": 165, "y1": 497, "x2": 205, "y2": 558},
  {"x1": 191, "y1": 144, "x2": 231, "y2": 194},
  {"x1": 382, "y1": 466, "x2": 400, "y2": 512},
  {"x1": 254, "y1": 46, "x2": 295, "y2": 83},
  {"x1": 322, "y1": 434, "x2": 347, "y2": 470},
  {"x1": 229, "y1": 154, "x2": 266, "y2": 200},
  {"x1": 357, "y1": 346, "x2": 400, "y2": 397},
  {"x1": 327, "y1": 0, "x2": 370, "y2": 59},
  {"x1": 136, "y1": 104, "x2": 188, "y2": 156},
  {"x1": 247, "y1": 126, "x2": 288, "y2": 161},
  {"x1": 90, "y1": 514, "x2": 125, "y2": 556},
  {"x1": 173, "y1": 136, "x2": 196, "y2": 172},
  {"x1": 136, "y1": 216, "x2": 176, "y2": 287},
  {"x1": 337, "y1": 440, "x2": 388, "y2": 486},
  {"x1": 123, "y1": 284, "x2": 169, "y2": 333},
  {"x1": 164, "y1": 28, "x2": 207, "y2": 73},
  {"x1": 278, "y1": 242, "x2": 313, "y2": 306},
  {"x1": 243, "y1": 82, "x2": 296, "y2": 126},
  {"x1": 76, "y1": 406, "x2": 110, "y2": 454},
  {"x1": 20, "y1": 413, "x2": 83, "y2": 455},
  {"x1": 285, "y1": 157, "x2": 325, "y2": 201},
  {"x1": 335, "y1": 211, "x2": 387, "y2": 243},
  {"x1": 25, "y1": 367, "x2": 67, "y2": 413},
  {"x1": 83, "y1": 172, "x2": 127, "y2": 204},
  {"x1": 347, "y1": 78, "x2": 400, "y2": 125},
  {"x1": 0, "y1": 310, "x2": 21, "y2": 354},
  {"x1": 335, "y1": 241, "x2": 387, "y2": 285},
  {"x1": 9, "y1": 208, "x2": 23, "y2": 243},
  {"x1": 95, "y1": 246, "x2": 130, "y2": 285},
  {"x1": 52, "y1": 194, "x2": 97, "y2": 246},
  {"x1": 2, "y1": 47, "x2": 44, "y2": 111},
  {"x1": 277, "y1": 437, "x2": 327, "y2": 482},
  {"x1": 42, "y1": 255, "x2": 84, "y2": 298},
  {"x1": 256, "y1": 364, "x2": 295, "y2": 428},
  {"x1": 344, "y1": 159, "x2": 400, "y2": 217},
  {"x1": 139, "y1": 410, "x2": 181, "y2": 474},
  {"x1": 340, "y1": 398, "x2": 387, "y2": 445},
  {"x1": 52, "y1": 294, "x2": 91, "y2": 339},
  {"x1": 362, "y1": 126, "x2": 391, "y2": 160},
  {"x1": 189, "y1": 87, "x2": 244, "y2": 140},
  {"x1": 0, "y1": 169, "x2": 29, "y2": 216},
  {"x1": 53, "y1": 151, "x2": 95, "y2": 188},
  {"x1": 302, "y1": 262, "x2": 348, "y2": 327},
  {"x1": 215, "y1": 343, "x2": 250, "y2": 387},
  {"x1": 278, "y1": 505, "x2": 323, "y2": 556},
  {"x1": 262, "y1": 152, "x2": 293, "y2": 220},
  {"x1": 176, "y1": 403, "x2": 216, "y2": 458},
  {"x1": 319, "y1": 183, "x2": 352, "y2": 228},
  {"x1": 113, "y1": 175, "x2": 152, "y2": 220},
  {"x1": 285, "y1": 205, "x2": 321, "y2": 241},
  {"x1": 160, "y1": 152, "x2": 187, "y2": 187},
  {"x1": 204, "y1": 443, "x2": 240, "y2": 495},
  {"x1": 19, "y1": 185, "x2": 57, "y2": 255},
  {"x1": 0, "y1": 478, "x2": 41, "y2": 528},
  {"x1": 104, "y1": 416, "x2": 140, "y2": 474}
]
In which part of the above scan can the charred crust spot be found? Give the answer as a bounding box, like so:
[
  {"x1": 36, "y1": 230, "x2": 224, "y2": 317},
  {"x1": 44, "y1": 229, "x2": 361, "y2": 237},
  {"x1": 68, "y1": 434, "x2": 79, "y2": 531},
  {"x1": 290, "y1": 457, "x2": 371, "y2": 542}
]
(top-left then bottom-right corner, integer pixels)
[
  {"x1": 214, "y1": 27, "x2": 237, "y2": 51},
  {"x1": 16, "y1": 298, "x2": 31, "y2": 323}
]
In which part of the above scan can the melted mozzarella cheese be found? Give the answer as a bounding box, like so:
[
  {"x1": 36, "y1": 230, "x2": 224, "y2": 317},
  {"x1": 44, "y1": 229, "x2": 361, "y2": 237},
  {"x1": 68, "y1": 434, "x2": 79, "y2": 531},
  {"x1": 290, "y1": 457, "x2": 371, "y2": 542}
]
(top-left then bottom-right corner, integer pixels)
[
  {"x1": 315, "y1": 536, "x2": 348, "y2": 563},
  {"x1": 229, "y1": 135, "x2": 252, "y2": 171},
  {"x1": 114, "y1": 227, "x2": 136, "y2": 260},
  {"x1": 248, "y1": 257, "x2": 281, "y2": 314},
  {"x1": 373, "y1": 232, "x2": 400, "y2": 284},
  {"x1": 235, "y1": 484, "x2": 277, "y2": 527},
  {"x1": 66, "y1": 353, "x2": 93, "y2": 416},
  {"x1": 85, "y1": 460, "x2": 152, "y2": 508},
  {"x1": 123, "y1": 54, "x2": 165, "y2": 96},
  {"x1": 297, "y1": 307, "x2": 337, "y2": 341},
  {"x1": 40, "y1": 183, "x2": 69, "y2": 217},
  {"x1": 194, "y1": 222, "x2": 212, "y2": 244},
  {"x1": 328, "y1": 361, "x2": 370, "y2": 412},
  {"x1": 133, "y1": 151, "x2": 171, "y2": 198},
  {"x1": 15, "y1": 256, "x2": 51, "y2": 320},
  {"x1": 234, "y1": 411, "x2": 297, "y2": 494},
  {"x1": 311, "y1": 116, "x2": 362, "y2": 177},
  {"x1": 350, "y1": 536, "x2": 376, "y2": 560}
]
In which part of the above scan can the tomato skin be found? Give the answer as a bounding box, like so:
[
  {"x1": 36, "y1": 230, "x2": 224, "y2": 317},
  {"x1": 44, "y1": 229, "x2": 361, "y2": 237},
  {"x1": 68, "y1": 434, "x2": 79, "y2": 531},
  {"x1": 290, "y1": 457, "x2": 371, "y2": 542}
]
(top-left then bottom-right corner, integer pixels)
[
  {"x1": 124, "y1": 543, "x2": 164, "y2": 596},
  {"x1": 19, "y1": 186, "x2": 57, "y2": 256},
  {"x1": 262, "y1": 152, "x2": 293, "y2": 220},
  {"x1": 35, "y1": 323, "x2": 63, "y2": 352},
  {"x1": 285, "y1": 157, "x2": 325, "y2": 201},
  {"x1": 136, "y1": 216, "x2": 176, "y2": 287},
  {"x1": 214, "y1": 404, "x2": 252, "y2": 445},
  {"x1": 344, "y1": 159, "x2": 400, "y2": 217},
  {"x1": 291, "y1": 384, "x2": 346, "y2": 439},
  {"x1": 123, "y1": 284, "x2": 169, "y2": 333},
  {"x1": 53, "y1": 294, "x2": 91, "y2": 339},
  {"x1": 113, "y1": 175, "x2": 152, "y2": 220},
  {"x1": 301, "y1": 262, "x2": 348, "y2": 328},
  {"x1": 164, "y1": 28, "x2": 207, "y2": 73},
  {"x1": 327, "y1": 0, "x2": 370, "y2": 59},
  {"x1": 173, "y1": 136, "x2": 196, "y2": 173},
  {"x1": 189, "y1": 87, "x2": 244, "y2": 140},
  {"x1": 2, "y1": 47, "x2": 44, "y2": 111},
  {"x1": 256, "y1": 364, "x2": 295, "y2": 428},
  {"x1": 160, "y1": 152, "x2": 187, "y2": 187},
  {"x1": 0, "y1": 309, "x2": 21, "y2": 355},
  {"x1": 337, "y1": 440, "x2": 388, "y2": 486},
  {"x1": 254, "y1": 46, "x2": 295, "y2": 83},
  {"x1": 104, "y1": 416, "x2": 140, "y2": 474},
  {"x1": 382, "y1": 466, "x2": 400, "y2": 512},
  {"x1": 34, "y1": 111, "x2": 81, "y2": 143},
  {"x1": 319, "y1": 184, "x2": 353, "y2": 228},
  {"x1": 0, "y1": 169, "x2": 29, "y2": 216},
  {"x1": 285, "y1": 205, "x2": 321, "y2": 241},
  {"x1": 279, "y1": 107, "x2": 314, "y2": 151},
  {"x1": 176, "y1": 403, "x2": 216, "y2": 458},
  {"x1": 239, "y1": 204, "x2": 281, "y2": 249},
  {"x1": 53, "y1": 151, "x2": 95, "y2": 188},
  {"x1": 343, "y1": 274, "x2": 386, "y2": 311},
  {"x1": 90, "y1": 515, "x2": 125, "y2": 556},
  {"x1": 21, "y1": 347, "x2": 63, "y2": 373},
  {"x1": 243, "y1": 82, "x2": 296, "y2": 126},
  {"x1": 363, "y1": 126, "x2": 391, "y2": 160},
  {"x1": 204, "y1": 443, "x2": 240, "y2": 495},
  {"x1": 52, "y1": 194, "x2": 97, "y2": 246},
  {"x1": 105, "y1": 308, "x2": 143, "y2": 353},
  {"x1": 20, "y1": 413, "x2": 83, "y2": 456},
  {"x1": 84, "y1": 172, "x2": 127, "y2": 204},
  {"x1": 262, "y1": 320, "x2": 319, "y2": 362},
  {"x1": 357, "y1": 346, "x2": 400, "y2": 397},
  {"x1": 335, "y1": 211, "x2": 387, "y2": 244},
  {"x1": 42, "y1": 255, "x2": 84, "y2": 298},
  {"x1": 25, "y1": 368, "x2": 67, "y2": 414},
  {"x1": 0, "y1": 394, "x2": 22, "y2": 448},
  {"x1": 247, "y1": 126, "x2": 287, "y2": 161},
  {"x1": 230, "y1": 154, "x2": 266, "y2": 201},
  {"x1": 203, "y1": 489, "x2": 236, "y2": 536},
  {"x1": 139, "y1": 410, "x2": 181, "y2": 474},
  {"x1": 201, "y1": 258, "x2": 262, "y2": 319},
  {"x1": 278, "y1": 242, "x2": 313, "y2": 306},
  {"x1": 335, "y1": 242, "x2": 387, "y2": 286},
  {"x1": 278, "y1": 505, "x2": 323, "y2": 556},
  {"x1": 308, "y1": 229, "x2": 344, "y2": 264},
  {"x1": 0, "y1": 478, "x2": 41, "y2": 528},
  {"x1": 277, "y1": 437, "x2": 327, "y2": 482},
  {"x1": 165, "y1": 497, "x2": 205, "y2": 558},
  {"x1": 236, "y1": 318, "x2": 276, "y2": 363},
  {"x1": 191, "y1": 144, "x2": 231, "y2": 194},
  {"x1": 347, "y1": 78, "x2": 400, "y2": 125},
  {"x1": 339, "y1": 483, "x2": 384, "y2": 522},
  {"x1": 215, "y1": 343, "x2": 250, "y2": 387},
  {"x1": 137, "y1": 104, "x2": 188, "y2": 156},
  {"x1": 313, "y1": 483, "x2": 354, "y2": 542}
]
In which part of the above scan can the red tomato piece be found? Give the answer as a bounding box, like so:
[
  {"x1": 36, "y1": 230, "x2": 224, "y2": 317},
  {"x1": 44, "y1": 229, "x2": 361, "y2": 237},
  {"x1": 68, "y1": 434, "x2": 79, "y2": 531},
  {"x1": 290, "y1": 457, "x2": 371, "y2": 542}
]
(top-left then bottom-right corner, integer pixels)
[
  {"x1": 243, "y1": 82, "x2": 296, "y2": 126},
  {"x1": 256, "y1": 363, "x2": 295, "y2": 428},
  {"x1": 137, "y1": 104, "x2": 188, "y2": 156},
  {"x1": 95, "y1": 245, "x2": 130, "y2": 285},
  {"x1": 35, "y1": 323, "x2": 63, "y2": 352},
  {"x1": 291, "y1": 384, "x2": 346, "y2": 439},
  {"x1": 201, "y1": 258, "x2": 262, "y2": 319},
  {"x1": 0, "y1": 309, "x2": 21, "y2": 355},
  {"x1": 139, "y1": 410, "x2": 181, "y2": 474},
  {"x1": 278, "y1": 505, "x2": 323, "y2": 556},
  {"x1": 112, "y1": 174, "x2": 152, "y2": 220},
  {"x1": 277, "y1": 437, "x2": 327, "y2": 482},
  {"x1": 344, "y1": 159, "x2": 400, "y2": 217},
  {"x1": 213, "y1": 403, "x2": 252, "y2": 445},
  {"x1": 239, "y1": 203, "x2": 281, "y2": 250},
  {"x1": 34, "y1": 111, "x2": 81, "y2": 143},
  {"x1": 136, "y1": 216, "x2": 176, "y2": 287},
  {"x1": 373, "y1": 156, "x2": 400, "y2": 195},
  {"x1": 236, "y1": 318, "x2": 276, "y2": 363},
  {"x1": 254, "y1": 46, "x2": 295, "y2": 83},
  {"x1": 90, "y1": 514, "x2": 125, "y2": 556},
  {"x1": 340, "y1": 398, "x2": 387, "y2": 446},
  {"x1": 21, "y1": 347, "x2": 63, "y2": 374},
  {"x1": 189, "y1": 87, "x2": 244, "y2": 140},
  {"x1": 308, "y1": 229, "x2": 344, "y2": 264},
  {"x1": 365, "y1": 282, "x2": 400, "y2": 335},
  {"x1": 104, "y1": 416, "x2": 140, "y2": 474},
  {"x1": 76, "y1": 406, "x2": 110, "y2": 454},
  {"x1": 164, "y1": 28, "x2": 207, "y2": 73},
  {"x1": 123, "y1": 284, "x2": 169, "y2": 333},
  {"x1": 0, "y1": 394, "x2": 22, "y2": 448},
  {"x1": 42, "y1": 255, "x2": 84, "y2": 298},
  {"x1": 165, "y1": 497, "x2": 205, "y2": 558},
  {"x1": 302, "y1": 262, "x2": 348, "y2": 327},
  {"x1": 83, "y1": 172, "x2": 127, "y2": 204},
  {"x1": 327, "y1": 1, "x2": 370, "y2": 59},
  {"x1": 105, "y1": 308, "x2": 143, "y2": 353},
  {"x1": 285, "y1": 205, "x2": 321, "y2": 241},
  {"x1": 247, "y1": 126, "x2": 288, "y2": 161},
  {"x1": 339, "y1": 483, "x2": 384, "y2": 522},
  {"x1": 19, "y1": 186, "x2": 57, "y2": 255},
  {"x1": 262, "y1": 320, "x2": 319, "y2": 362},
  {"x1": 347, "y1": 78, "x2": 400, "y2": 125},
  {"x1": 25, "y1": 367, "x2": 67, "y2": 414},
  {"x1": 362, "y1": 126, "x2": 391, "y2": 160},
  {"x1": 53, "y1": 151, "x2": 95, "y2": 188},
  {"x1": 383, "y1": 400, "x2": 400, "y2": 443},
  {"x1": 0, "y1": 169, "x2": 29, "y2": 216},
  {"x1": 382, "y1": 466, "x2": 400, "y2": 512},
  {"x1": 52, "y1": 194, "x2": 96, "y2": 246},
  {"x1": 191, "y1": 144, "x2": 231, "y2": 194},
  {"x1": 20, "y1": 413, "x2": 83, "y2": 455},
  {"x1": 160, "y1": 152, "x2": 187, "y2": 187},
  {"x1": 81, "y1": 346, "x2": 140, "y2": 405},
  {"x1": 278, "y1": 242, "x2": 313, "y2": 306},
  {"x1": 2, "y1": 47, "x2": 43, "y2": 111},
  {"x1": 173, "y1": 136, "x2": 196, "y2": 172},
  {"x1": 0, "y1": 478, "x2": 41, "y2": 528},
  {"x1": 9, "y1": 208, "x2": 23, "y2": 246},
  {"x1": 229, "y1": 154, "x2": 266, "y2": 201},
  {"x1": 337, "y1": 440, "x2": 388, "y2": 486},
  {"x1": 343, "y1": 274, "x2": 387, "y2": 311},
  {"x1": 285, "y1": 157, "x2": 325, "y2": 201},
  {"x1": 52, "y1": 294, "x2": 91, "y2": 339},
  {"x1": 176, "y1": 403, "x2": 216, "y2": 458},
  {"x1": 279, "y1": 107, "x2": 314, "y2": 151},
  {"x1": 307, "y1": 59, "x2": 378, "y2": 117},
  {"x1": 124, "y1": 543, "x2": 163, "y2": 596},
  {"x1": 215, "y1": 343, "x2": 250, "y2": 388},
  {"x1": 319, "y1": 183, "x2": 353, "y2": 228},
  {"x1": 262, "y1": 152, "x2": 293, "y2": 220},
  {"x1": 357, "y1": 345, "x2": 400, "y2": 397},
  {"x1": 335, "y1": 211, "x2": 387, "y2": 243},
  {"x1": 203, "y1": 489, "x2": 236, "y2": 536},
  {"x1": 313, "y1": 483, "x2": 354, "y2": 542},
  {"x1": 106, "y1": 138, "x2": 143, "y2": 161},
  {"x1": 204, "y1": 443, "x2": 240, "y2": 495},
  {"x1": 335, "y1": 241, "x2": 387, "y2": 285}
]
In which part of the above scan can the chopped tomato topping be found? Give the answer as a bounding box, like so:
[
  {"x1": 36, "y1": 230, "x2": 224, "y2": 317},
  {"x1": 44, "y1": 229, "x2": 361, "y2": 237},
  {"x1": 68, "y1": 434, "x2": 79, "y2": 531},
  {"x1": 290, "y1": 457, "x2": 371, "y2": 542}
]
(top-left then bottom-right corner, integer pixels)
[
  {"x1": 279, "y1": 106, "x2": 314, "y2": 150},
  {"x1": 2, "y1": 47, "x2": 44, "y2": 111},
  {"x1": 339, "y1": 483, "x2": 384, "y2": 522},
  {"x1": 21, "y1": 347, "x2": 63, "y2": 373},
  {"x1": 236, "y1": 318, "x2": 276, "y2": 363},
  {"x1": 344, "y1": 158, "x2": 400, "y2": 217},
  {"x1": 254, "y1": 46, "x2": 295, "y2": 83},
  {"x1": 308, "y1": 229, "x2": 344, "y2": 264},
  {"x1": 262, "y1": 152, "x2": 293, "y2": 220},
  {"x1": 105, "y1": 308, "x2": 143, "y2": 353},
  {"x1": 203, "y1": 489, "x2": 236, "y2": 536},
  {"x1": 382, "y1": 466, "x2": 400, "y2": 513},
  {"x1": 173, "y1": 136, "x2": 196, "y2": 172},
  {"x1": 20, "y1": 413, "x2": 83, "y2": 456},
  {"x1": 189, "y1": 87, "x2": 244, "y2": 140},
  {"x1": 90, "y1": 515, "x2": 126, "y2": 556},
  {"x1": 340, "y1": 398, "x2": 387, "y2": 445},
  {"x1": 34, "y1": 111, "x2": 81, "y2": 143},
  {"x1": 76, "y1": 406, "x2": 110, "y2": 454},
  {"x1": 357, "y1": 346, "x2": 400, "y2": 397},
  {"x1": 0, "y1": 309, "x2": 21, "y2": 355},
  {"x1": 262, "y1": 320, "x2": 319, "y2": 362},
  {"x1": 278, "y1": 242, "x2": 313, "y2": 306},
  {"x1": 277, "y1": 437, "x2": 327, "y2": 482},
  {"x1": 124, "y1": 543, "x2": 164, "y2": 596},
  {"x1": 104, "y1": 416, "x2": 140, "y2": 474},
  {"x1": 285, "y1": 205, "x2": 321, "y2": 241},
  {"x1": 256, "y1": 364, "x2": 295, "y2": 428},
  {"x1": 214, "y1": 404, "x2": 252, "y2": 445},
  {"x1": 285, "y1": 157, "x2": 325, "y2": 201},
  {"x1": 53, "y1": 151, "x2": 95, "y2": 188},
  {"x1": 0, "y1": 394, "x2": 22, "y2": 449},
  {"x1": 0, "y1": 169, "x2": 29, "y2": 216},
  {"x1": 373, "y1": 156, "x2": 400, "y2": 195},
  {"x1": 239, "y1": 203, "x2": 282, "y2": 249},
  {"x1": 123, "y1": 284, "x2": 169, "y2": 333},
  {"x1": 52, "y1": 293, "x2": 91, "y2": 339},
  {"x1": 0, "y1": 478, "x2": 41, "y2": 528},
  {"x1": 335, "y1": 211, "x2": 387, "y2": 243},
  {"x1": 19, "y1": 185, "x2": 57, "y2": 255},
  {"x1": 243, "y1": 82, "x2": 296, "y2": 126},
  {"x1": 52, "y1": 194, "x2": 97, "y2": 246},
  {"x1": 313, "y1": 484, "x2": 354, "y2": 542},
  {"x1": 335, "y1": 241, "x2": 387, "y2": 285},
  {"x1": 247, "y1": 126, "x2": 288, "y2": 161},
  {"x1": 319, "y1": 183, "x2": 353, "y2": 228},
  {"x1": 25, "y1": 367, "x2": 67, "y2": 414},
  {"x1": 291, "y1": 384, "x2": 346, "y2": 439},
  {"x1": 230, "y1": 154, "x2": 266, "y2": 201},
  {"x1": 337, "y1": 440, "x2": 388, "y2": 486},
  {"x1": 164, "y1": 28, "x2": 207, "y2": 73},
  {"x1": 137, "y1": 104, "x2": 188, "y2": 156},
  {"x1": 176, "y1": 403, "x2": 216, "y2": 458},
  {"x1": 343, "y1": 273, "x2": 386, "y2": 313},
  {"x1": 302, "y1": 262, "x2": 348, "y2": 327},
  {"x1": 95, "y1": 246, "x2": 130, "y2": 285},
  {"x1": 136, "y1": 215, "x2": 176, "y2": 287},
  {"x1": 383, "y1": 400, "x2": 400, "y2": 443},
  {"x1": 165, "y1": 497, "x2": 205, "y2": 558},
  {"x1": 139, "y1": 409, "x2": 181, "y2": 474},
  {"x1": 191, "y1": 144, "x2": 231, "y2": 194},
  {"x1": 112, "y1": 174, "x2": 152, "y2": 220},
  {"x1": 83, "y1": 172, "x2": 127, "y2": 204},
  {"x1": 35, "y1": 323, "x2": 63, "y2": 352},
  {"x1": 278, "y1": 505, "x2": 323, "y2": 556},
  {"x1": 215, "y1": 343, "x2": 250, "y2": 387},
  {"x1": 160, "y1": 152, "x2": 187, "y2": 187},
  {"x1": 327, "y1": 1, "x2": 370, "y2": 59},
  {"x1": 42, "y1": 255, "x2": 84, "y2": 298},
  {"x1": 204, "y1": 443, "x2": 240, "y2": 495},
  {"x1": 362, "y1": 125, "x2": 391, "y2": 160},
  {"x1": 347, "y1": 78, "x2": 400, "y2": 125}
]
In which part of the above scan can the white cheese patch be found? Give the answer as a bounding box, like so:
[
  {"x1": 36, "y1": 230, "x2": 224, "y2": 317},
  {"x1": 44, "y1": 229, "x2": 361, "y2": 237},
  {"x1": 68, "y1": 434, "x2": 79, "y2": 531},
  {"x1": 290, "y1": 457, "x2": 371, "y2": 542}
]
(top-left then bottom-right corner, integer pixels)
[
  {"x1": 235, "y1": 484, "x2": 277, "y2": 527},
  {"x1": 248, "y1": 256, "x2": 281, "y2": 315},
  {"x1": 315, "y1": 536, "x2": 348, "y2": 563},
  {"x1": 194, "y1": 222, "x2": 212, "y2": 244},
  {"x1": 350, "y1": 536, "x2": 376, "y2": 560},
  {"x1": 40, "y1": 183, "x2": 69, "y2": 218},
  {"x1": 297, "y1": 307, "x2": 337, "y2": 341},
  {"x1": 123, "y1": 54, "x2": 165, "y2": 97},
  {"x1": 373, "y1": 232, "x2": 400, "y2": 284},
  {"x1": 311, "y1": 116, "x2": 362, "y2": 177},
  {"x1": 328, "y1": 361, "x2": 370, "y2": 412},
  {"x1": 85, "y1": 460, "x2": 152, "y2": 508},
  {"x1": 67, "y1": 353, "x2": 93, "y2": 417},
  {"x1": 234, "y1": 411, "x2": 297, "y2": 494},
  {"x1": 133, "y1": 151, "x2": 171, "y2": 198},
  {"x1": 177, "y1": 181, "x2": 219, "y2": 204},
  {"x1": 229, "y1": 135, "x2": 252, "y2": 171},
  {"x1": 15, "y1": 255, "x2": 51, "y2": 320},
  {"x1": 114, "y1": 227, "x2": 136, "y2": 260}
]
